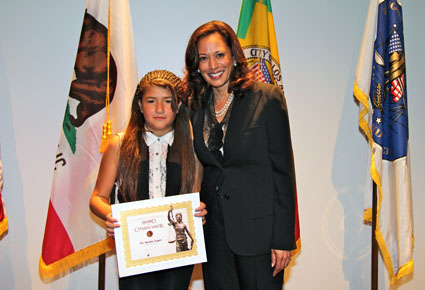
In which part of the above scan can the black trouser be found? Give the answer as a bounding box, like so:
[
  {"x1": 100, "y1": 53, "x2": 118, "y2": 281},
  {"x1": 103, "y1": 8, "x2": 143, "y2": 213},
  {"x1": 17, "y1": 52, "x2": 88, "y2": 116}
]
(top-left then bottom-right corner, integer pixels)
[
  {"x1": 202, "y1": 194, "x2": 284, "y2": 290},
  {"x1": 119, "y1": 265, "x2": 193, "y2": 290}
]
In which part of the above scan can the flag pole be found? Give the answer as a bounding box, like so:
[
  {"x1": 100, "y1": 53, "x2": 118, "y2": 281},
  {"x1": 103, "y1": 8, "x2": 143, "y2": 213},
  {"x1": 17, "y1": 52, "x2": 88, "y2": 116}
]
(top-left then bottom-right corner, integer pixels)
[
  {"x1": 98, "y1": 253, "x2": 106, "y2": 290},
  {"x1": 99, "y1": 0, "x2": 110, "y2": 288},
  {"x1": 372, "y1": 181, "x2": 378, "y2": 290}
]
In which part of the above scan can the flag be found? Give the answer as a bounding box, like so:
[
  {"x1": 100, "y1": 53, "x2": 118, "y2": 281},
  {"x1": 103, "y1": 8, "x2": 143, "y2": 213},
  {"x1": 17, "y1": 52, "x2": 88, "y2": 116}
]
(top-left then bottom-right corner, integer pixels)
[
  {"x1": 237, "y1": 0, "x2": 301, "y2": 252},
  {"x1": 39, "y1": 0, "x2": 138, "y2": 279},
  {"x1": 0, "y1": 146, "x2": 7, "y2": 238},
  {"x1": 353, "y1": 0, "x2": 413, "y2": 284},
  {"x1": 237, "y1": 0, "x2": 283, "y2": 90}
]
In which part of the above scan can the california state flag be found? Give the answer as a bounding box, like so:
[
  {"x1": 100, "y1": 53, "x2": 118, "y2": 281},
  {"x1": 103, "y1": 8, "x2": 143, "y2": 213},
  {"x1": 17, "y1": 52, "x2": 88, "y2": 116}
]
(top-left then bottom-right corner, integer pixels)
[{"x1": 39, "y1": 0, "x2": 138, "y2": 279}]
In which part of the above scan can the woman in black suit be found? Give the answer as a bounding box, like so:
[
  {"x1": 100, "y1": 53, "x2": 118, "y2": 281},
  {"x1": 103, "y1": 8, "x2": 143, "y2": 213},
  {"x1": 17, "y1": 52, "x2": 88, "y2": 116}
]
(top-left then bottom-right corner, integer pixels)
[{"x1": 183, "y1": 20, "x2": 297, "y2": 290}]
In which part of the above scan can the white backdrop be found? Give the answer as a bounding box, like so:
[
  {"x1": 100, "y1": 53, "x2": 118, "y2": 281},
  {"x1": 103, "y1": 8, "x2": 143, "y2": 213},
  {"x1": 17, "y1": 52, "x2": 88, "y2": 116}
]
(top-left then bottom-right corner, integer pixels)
[{"x1": 0, "y1": 0, "x2": 424, "y2": 289}]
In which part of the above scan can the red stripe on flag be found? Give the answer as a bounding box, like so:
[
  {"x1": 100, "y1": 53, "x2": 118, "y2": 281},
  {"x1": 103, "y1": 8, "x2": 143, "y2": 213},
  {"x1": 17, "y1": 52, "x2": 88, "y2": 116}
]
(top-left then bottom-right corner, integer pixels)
[
  {"x1": 0, "y1": 199, "x2": 4, "y2": 221},
  {"x1": 41, "y1": 201, "x2": 74, "y2": 265},
  {"x1": 294, "y1": 194, "x2": 300, "y2": 242},
  {"x1": 249, "y1": 63, "x2": 266, "y2": 83},
  {"x1": 391, "y1": 75, "x2": 404, "y2": 102}
]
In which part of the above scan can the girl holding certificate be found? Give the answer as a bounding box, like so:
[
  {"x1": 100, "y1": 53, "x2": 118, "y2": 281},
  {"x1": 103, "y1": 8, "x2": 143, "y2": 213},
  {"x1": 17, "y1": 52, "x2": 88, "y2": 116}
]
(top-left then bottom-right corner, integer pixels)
[{"x1": 90, "y1": 70, "x2": 206, "y2": 290}]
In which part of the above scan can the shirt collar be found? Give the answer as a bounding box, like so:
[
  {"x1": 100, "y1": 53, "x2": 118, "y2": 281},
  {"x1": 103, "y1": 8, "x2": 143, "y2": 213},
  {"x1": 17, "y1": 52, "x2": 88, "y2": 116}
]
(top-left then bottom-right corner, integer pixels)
[{"x1": 144, "y1": 130, "x2": 174, "y2": 147}]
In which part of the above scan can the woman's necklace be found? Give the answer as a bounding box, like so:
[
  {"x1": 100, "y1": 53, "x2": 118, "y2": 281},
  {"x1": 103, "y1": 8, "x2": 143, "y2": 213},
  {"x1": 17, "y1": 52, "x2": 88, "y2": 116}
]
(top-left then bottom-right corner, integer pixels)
[{"x1": 214, "y1": 92, "x2": 234, "y2": 118}]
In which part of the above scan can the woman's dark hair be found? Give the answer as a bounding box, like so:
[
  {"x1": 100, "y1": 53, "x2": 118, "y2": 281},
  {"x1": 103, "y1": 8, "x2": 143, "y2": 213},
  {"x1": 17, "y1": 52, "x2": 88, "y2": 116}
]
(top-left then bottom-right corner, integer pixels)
[
  {"x1": 118, "y1": 70, "x2": 195, "y2": 201},
  {"x1": 183, "y1": 20, "x2": 253, "y2": 110}
]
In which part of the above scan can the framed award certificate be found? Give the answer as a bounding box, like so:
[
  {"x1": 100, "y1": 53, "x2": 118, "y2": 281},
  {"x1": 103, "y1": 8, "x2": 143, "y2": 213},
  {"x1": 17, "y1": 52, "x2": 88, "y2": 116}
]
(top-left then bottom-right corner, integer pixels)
[{"x1": 111, "y1": 192, "x2": 207, "y2": 278}]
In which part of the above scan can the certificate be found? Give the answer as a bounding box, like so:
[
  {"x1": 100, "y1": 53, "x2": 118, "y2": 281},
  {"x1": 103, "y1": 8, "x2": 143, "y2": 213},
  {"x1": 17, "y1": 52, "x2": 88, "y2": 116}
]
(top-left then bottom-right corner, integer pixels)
[{"x1": 111, "y1": 192, "x2": 207, "y2": 278}]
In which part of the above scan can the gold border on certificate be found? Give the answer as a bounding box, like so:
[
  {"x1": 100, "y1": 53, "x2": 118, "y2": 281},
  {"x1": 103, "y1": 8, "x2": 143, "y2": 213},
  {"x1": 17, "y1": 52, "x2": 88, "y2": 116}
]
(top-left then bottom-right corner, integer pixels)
[{"x1": 112, "y1": 192, "x2": 207, "y2": 277}]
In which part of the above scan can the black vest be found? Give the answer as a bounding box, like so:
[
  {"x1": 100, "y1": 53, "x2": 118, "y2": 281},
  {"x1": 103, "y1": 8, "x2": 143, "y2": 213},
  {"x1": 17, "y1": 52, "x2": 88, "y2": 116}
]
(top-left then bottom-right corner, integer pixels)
[{"x1": 117, "y1": 144, "x2": 182, "y2": 203}]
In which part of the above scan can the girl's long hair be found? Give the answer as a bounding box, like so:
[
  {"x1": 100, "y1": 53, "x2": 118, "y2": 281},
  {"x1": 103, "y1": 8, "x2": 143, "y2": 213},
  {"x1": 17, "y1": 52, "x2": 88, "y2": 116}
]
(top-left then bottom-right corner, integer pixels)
[
  {"x1": 118, "y1": 70, "x2": 195, "y2": 201},
  {"x1": 183, "y1": 20, "x2": 253, "y2": 110}
]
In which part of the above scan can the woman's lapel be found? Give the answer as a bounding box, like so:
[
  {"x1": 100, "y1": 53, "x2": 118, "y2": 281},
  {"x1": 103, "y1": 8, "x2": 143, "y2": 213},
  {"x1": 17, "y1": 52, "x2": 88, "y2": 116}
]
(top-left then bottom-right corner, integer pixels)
[{"x1": 223, "y1": 87, "x2": 262, "y2": 158}]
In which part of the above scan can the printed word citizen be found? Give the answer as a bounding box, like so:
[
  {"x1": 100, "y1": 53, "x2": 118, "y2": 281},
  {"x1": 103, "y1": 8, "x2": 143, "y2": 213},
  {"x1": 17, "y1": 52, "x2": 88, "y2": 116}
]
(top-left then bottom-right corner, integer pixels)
[{"x1": 133, "y1": 218, "x2": 164, "y2": 232}]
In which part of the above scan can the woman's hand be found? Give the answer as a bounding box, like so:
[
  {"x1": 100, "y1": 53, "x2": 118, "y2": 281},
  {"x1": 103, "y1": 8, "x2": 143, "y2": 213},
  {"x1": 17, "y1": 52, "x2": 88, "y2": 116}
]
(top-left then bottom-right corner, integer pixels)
[
  {"x1": 105, "y1": 213, "x2": 120, "y2": 238},
  {"x1": 194, "y1": 202, "x2": 208, "y2": 225},
  {"x1": 271, "y1": 249, "x2": 292, "y2": 276}
]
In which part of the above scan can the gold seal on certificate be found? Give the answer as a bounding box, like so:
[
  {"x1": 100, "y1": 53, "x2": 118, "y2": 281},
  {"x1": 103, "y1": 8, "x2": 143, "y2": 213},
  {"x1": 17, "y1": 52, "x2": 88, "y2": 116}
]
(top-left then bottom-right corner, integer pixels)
[{"x1": 111, "y1": 192, "x2": 207, "y2": 277}]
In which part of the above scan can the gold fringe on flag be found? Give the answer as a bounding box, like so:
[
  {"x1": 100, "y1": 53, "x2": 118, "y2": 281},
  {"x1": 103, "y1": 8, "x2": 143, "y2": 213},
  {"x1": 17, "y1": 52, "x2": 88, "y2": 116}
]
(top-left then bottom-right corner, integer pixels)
[
  {"x1": 0, "y1": 216, "x2": 8, "y2": 238},
  {"x1": 99, "y1": 0, "x2": 112, "y2": 153},
  {"x1": 39, "y1": 237, "x2": 115, "y2": 281}
]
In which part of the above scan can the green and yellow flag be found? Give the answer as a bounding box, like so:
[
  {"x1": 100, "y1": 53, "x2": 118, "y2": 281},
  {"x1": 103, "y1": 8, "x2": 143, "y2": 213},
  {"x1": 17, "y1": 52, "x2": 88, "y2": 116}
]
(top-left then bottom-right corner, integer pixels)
[
  {"x1": 237, "y1": 0, "x2": 283, "y2": 90},
  {"x1": 237, "y1": 0, "x2": 300, "y2": 252}
]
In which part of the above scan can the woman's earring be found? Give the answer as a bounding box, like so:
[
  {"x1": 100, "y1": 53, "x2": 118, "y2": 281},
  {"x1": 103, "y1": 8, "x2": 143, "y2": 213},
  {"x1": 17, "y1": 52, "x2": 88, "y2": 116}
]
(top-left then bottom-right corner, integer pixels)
[
  {"x1": 233, "y1": 62, "x2": 237, "y2": 67},
  {"x1": 197, "y1": 69, "x2": 200, "y2": 73}
]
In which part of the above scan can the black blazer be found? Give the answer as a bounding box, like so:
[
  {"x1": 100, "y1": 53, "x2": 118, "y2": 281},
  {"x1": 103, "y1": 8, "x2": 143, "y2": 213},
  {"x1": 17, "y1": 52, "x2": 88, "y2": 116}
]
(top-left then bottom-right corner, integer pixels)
[{"x1": 192, "y1": 81, "x2": 296, "y2": 256}]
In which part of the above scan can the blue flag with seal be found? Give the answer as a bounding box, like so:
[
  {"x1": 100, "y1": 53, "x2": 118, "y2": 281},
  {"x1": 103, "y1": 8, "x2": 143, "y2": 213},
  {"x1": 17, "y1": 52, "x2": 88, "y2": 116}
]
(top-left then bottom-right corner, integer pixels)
[{"x1": 354, "y1": 0, "x2": 413, "y2": 284}]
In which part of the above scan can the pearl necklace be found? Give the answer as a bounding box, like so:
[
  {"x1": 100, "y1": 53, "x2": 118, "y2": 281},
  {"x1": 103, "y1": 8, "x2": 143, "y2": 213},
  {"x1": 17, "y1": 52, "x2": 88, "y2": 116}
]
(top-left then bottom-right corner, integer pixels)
[{"x1": 214, "y1": 92, "x2": 234, "y2": 118}]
